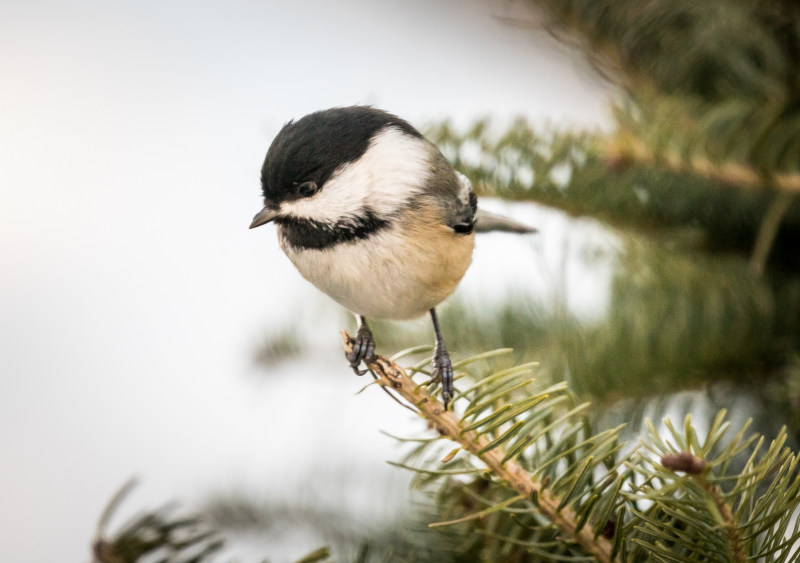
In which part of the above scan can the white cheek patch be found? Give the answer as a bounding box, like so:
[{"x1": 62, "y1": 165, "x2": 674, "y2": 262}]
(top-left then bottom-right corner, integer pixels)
[{"x1": 281, "y1": 127, "x2": 431, "y2": 224}]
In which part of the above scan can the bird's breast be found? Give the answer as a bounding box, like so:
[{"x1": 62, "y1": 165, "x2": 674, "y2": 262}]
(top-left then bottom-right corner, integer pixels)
[{"x1": 279, "y1": 220, "x2": 474, "y2": 320}]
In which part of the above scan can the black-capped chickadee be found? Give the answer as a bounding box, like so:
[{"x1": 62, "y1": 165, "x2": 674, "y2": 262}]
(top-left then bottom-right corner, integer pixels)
[{"x1": 250, "y1": 106, "x2": 534, "y2": 408}]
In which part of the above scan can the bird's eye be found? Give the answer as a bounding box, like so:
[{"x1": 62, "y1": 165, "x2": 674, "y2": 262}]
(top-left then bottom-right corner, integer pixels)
[{"x1": 297, "y1": 181, "x2": 318, "y2": 198}]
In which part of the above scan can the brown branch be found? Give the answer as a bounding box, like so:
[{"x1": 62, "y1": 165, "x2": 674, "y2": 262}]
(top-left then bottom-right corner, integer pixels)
[
  {"x1": 342, "y1": 331, "x2": 616, "y2": 563},
  {"x1": 661, "y1": 453, "x2": 745, "y2": 562},
  {"x1": 605, "y1": 136, "x2": 800, "y2": 193},
  {"x1": 698, "y1": 476, "x2": 746, "y2": 563},
  {"x1": 606, "y1": 134, "x2": 799, "y2": 273}
]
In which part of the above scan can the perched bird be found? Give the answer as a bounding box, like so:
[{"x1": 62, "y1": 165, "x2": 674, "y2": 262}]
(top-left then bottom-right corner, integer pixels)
[{"x1": 250, "y1": 106, "x2": 534, "y2": 408}]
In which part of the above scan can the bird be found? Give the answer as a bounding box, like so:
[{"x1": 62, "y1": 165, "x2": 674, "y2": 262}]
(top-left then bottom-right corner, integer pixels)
[{"x1": 250, "y1": 106, "x2": 535, "y2": 409}]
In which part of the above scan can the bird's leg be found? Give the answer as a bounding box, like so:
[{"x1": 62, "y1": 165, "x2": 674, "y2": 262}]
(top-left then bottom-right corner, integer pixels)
[
  {"x1": 345, "y1": 315, "x2": 376, "y2": 375},
  {"x1": 429, "y1": 308, "x2": 454, "y2": 409}
]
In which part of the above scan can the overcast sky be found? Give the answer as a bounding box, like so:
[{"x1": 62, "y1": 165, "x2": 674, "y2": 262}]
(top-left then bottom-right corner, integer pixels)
[{"x1": 0, "y1": 1, "x2": 611, "y2": 560}]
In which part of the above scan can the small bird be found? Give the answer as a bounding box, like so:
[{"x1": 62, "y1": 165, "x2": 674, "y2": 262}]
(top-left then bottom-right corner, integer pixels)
[{"x1": 250, "y1": 106, "x2": 534, "y2": 408}]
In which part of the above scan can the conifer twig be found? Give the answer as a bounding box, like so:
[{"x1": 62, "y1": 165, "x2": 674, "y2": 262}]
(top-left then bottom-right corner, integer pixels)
[
  {"x1": 698, "y1": 476, "x2": 746, "y2": 563},
  {"x1": 606, "y1": 136, "x2": 800, "y2": 193},
  {"x1": 662, "y1": 453, "x2": 745, "y2": 562},
  {"x1": 341, "y1": 331, "x2": 616, "y2": 563}
]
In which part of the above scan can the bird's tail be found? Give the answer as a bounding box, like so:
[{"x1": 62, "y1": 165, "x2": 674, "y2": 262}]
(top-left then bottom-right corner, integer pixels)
[{"x1": 474, "y1": 209, "x2": 537, "y2": 234}]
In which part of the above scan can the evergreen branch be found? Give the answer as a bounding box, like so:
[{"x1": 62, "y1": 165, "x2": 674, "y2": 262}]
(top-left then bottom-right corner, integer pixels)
[
  {"x1": 698, "y1": 474, "x2": 746, "y2": 563},
  {"x1": 92, "y1": 480, "x2": 225, "y2": 562},
  {"x1": 605, "y1": 134, "x2": 800, "y2": 194},
  {"x1": 661, "y1": 453, "x2": 746, "y2": 563},
  {"x1": 633, "y1": 415, "x2": 800, "y2": 562},
  {"x1": 354, "y1": 335, "x2": 800, "y2": 559},
  {"x1": 341, "y1": 331, "x2": 616, "y2": 562},
  {"x1": 609, "y1": 118, "x2": 800, "y2": 275}
]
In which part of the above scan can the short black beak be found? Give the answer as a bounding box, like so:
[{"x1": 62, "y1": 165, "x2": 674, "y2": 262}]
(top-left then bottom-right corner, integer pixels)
[{"x1": 249, "y1": 207, "x2": 279, "y2": 229}]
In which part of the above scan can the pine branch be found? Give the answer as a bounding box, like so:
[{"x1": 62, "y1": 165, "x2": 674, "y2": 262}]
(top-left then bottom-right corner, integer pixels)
[
  {"x1": 605, "y1": 134, "x2": 800, "y2": 194},
  {"x1": 92, "y1": 480, "x2": 336, "y2": 562},
  {"x1": 92, "y1": 480, "x2": 225, "y2": 563},
  {"x1": 349, "y1": 334, "x2": 800, "y2": 560},
  {"x1": 700, "y1": 475, "x2": 746, "y2": 563},
  {"x1": 341, "y1": 331, "x2": 616, "y2": 562},
  {"x1": 633, "y1": 413, "x2": 800, "y2": 562},
  {"x1": 661, "y1": 453, "x2": 746, "y2": 563}
]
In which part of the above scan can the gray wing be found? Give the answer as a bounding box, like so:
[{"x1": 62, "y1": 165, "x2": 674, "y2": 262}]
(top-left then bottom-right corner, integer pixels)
[
  {"x1": 450, "y1": 172, "x2": 478, "y2": 234},
  {"x1": 427, "y1": 147, "x2": 534, "y2": 235},
  {"x1": 475, "y1": 209, "x2": 537, "y2": 234},
  {"x1": 451, "y1": 172, "x2": 536, "y2": 234}
]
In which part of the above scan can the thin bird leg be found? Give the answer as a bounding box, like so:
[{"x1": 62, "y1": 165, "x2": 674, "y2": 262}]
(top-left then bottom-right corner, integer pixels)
[
  {"x1": 429, "y1": 308, "x2": 454, "y2": 410},
  {"x1": 345, "y1": 315, "x2": 376, "y2": 375}
]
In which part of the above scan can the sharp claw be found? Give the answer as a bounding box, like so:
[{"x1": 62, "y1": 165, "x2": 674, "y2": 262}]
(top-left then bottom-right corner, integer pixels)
[
  {"x1": 345, "y1": 322, "x2": 376, "y2": 376},
  {"x1": 350, "y1": 342, "x2": 362, "y2": 364}
]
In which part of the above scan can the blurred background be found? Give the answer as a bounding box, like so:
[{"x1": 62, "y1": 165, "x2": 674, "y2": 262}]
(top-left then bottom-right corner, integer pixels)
[{"x1": 4, "y1": 0, "x2": 800, "y2": 561}]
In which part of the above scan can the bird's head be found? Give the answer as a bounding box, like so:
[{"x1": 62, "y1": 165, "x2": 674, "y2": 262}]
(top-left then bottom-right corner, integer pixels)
[{"x1": 250, "y1": 106, "x2": 431, "y2": 230}]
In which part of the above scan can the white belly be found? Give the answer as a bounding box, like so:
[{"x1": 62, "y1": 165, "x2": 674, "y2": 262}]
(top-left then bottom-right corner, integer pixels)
[{"x1": 280, "y1": 223, "x2": 474, "y2": 320}]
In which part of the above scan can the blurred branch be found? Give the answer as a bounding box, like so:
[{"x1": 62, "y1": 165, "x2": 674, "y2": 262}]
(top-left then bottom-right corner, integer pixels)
[
  {"x1": 93, "y1": 480, "x2": 339, "y2": 562},
  {"x1": 605, "y1": 135, "x2": 800, "y2": 193},
  {"x1": 532, "y1": 0, "x2": 797, "y2": 102},
  {"x1": 92, "y1": 480, "x2": 224, "y2": 563}
]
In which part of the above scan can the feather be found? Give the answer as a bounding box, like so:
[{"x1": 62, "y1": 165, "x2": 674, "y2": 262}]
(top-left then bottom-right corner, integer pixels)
[{"x1": 474, "y1": 209, "x2": 537, "y2": 234}]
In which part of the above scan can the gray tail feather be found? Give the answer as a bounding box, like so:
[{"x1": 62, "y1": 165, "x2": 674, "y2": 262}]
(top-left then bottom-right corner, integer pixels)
[{"x1": 474, "y1": 209, "x2": 537, "y2": 234}]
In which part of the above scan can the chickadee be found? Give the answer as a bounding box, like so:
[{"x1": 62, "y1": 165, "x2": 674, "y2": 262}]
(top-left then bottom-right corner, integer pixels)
[{"x1": 250, "y1": 106, "x2": 534, "y2": 408}]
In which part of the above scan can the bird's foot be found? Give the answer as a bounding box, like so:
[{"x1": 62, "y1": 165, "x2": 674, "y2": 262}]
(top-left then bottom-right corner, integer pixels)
[
  {"x1": 345, "y1": 324, "x2": 376, "y2": 375},
  {"x1": 430, "y1": 344, "x2": 454, "y2": 410}
]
